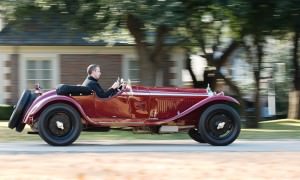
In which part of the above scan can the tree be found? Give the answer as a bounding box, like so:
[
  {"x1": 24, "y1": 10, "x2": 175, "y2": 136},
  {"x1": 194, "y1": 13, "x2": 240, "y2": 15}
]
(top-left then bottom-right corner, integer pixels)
[
  {"x1": 180, "y1": 1, "x2": 245, "y2": 114},
  {"x1": 183, "y1": 1, "x2": 240, "y2": 88},
  {"x1": 24, "y1": 0, "x2": 187, "y2": 86},
  {"x1": 120, "y1": 1, "x2": 186, "y2": 86},
  {"x1": 227, "y1": 0, "x2": 278, "y2": 127},
  {"x1": 276, "y1": 0, "x2": 300, "y2": 119}
]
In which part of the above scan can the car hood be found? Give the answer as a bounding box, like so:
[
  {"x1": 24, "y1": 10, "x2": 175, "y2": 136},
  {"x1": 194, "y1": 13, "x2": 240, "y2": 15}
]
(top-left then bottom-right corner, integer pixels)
[{"x1": 132, "y1": 86, "x2": 208, "y2": 95}]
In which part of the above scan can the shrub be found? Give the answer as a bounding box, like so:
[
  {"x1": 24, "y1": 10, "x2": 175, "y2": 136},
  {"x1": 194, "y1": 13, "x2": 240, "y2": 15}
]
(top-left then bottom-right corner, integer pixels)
[{"x1": 0, "y1": 104, "x2": 13, "y2": 120}]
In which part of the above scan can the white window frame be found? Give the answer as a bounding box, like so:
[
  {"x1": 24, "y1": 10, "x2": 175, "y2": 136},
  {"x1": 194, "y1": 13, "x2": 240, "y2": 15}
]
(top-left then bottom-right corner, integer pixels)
[
  {"x1": 19, "y1": 53, "x2": 60, "y2": 95},
  {"x1": 122, "y1": 54, "x2": 140, "y2": 84}
]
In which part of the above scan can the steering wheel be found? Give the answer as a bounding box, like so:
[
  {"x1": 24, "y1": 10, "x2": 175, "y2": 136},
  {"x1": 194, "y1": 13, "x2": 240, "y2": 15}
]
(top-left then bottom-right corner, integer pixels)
[
  {"x1": 117, "y1": 77, "x2": 125, "y2": 90},
  {"x1": 116, "y1": 77, "x2": 132, "y2": 93}
]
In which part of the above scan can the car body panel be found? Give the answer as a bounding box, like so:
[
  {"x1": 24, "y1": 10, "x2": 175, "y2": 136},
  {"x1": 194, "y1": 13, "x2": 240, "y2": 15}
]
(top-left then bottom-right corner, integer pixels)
[
  {"x1": 22, "y1": 85, "x2": 239, "y2": 128},
  {"x1": 23, "y1": 90, "x2": 92, "y2": 124}
]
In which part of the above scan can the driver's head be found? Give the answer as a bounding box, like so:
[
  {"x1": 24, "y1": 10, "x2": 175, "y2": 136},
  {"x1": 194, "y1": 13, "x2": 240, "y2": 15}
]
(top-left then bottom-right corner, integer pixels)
[{"x1": 87, "y1": 64, "x2": 101, "y2": 80}]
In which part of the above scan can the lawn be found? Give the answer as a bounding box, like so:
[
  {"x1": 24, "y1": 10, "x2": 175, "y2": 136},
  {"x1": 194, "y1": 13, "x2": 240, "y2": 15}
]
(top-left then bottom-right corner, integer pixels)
[
  {"x1": 0, "y1": 119, "x2": 299, "y2": 142},
  {"x1": 240, "y1": 119, "x2": 300, "y2": 139}
]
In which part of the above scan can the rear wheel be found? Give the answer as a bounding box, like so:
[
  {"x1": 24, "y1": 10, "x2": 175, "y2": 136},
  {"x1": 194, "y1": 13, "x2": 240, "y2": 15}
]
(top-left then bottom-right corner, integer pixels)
[
  {"x1": 188, "y1": 128, "x2": 206, "y2": 143},
  {"x1": 8, "y1": 90, "x2": 32, "y2": 130},
  {"x1": 38, "y1": 103, "x2": 82, "y2": 146},
  {"x1": 199, "y1": 104, "x2": 240, "y2": 146}
]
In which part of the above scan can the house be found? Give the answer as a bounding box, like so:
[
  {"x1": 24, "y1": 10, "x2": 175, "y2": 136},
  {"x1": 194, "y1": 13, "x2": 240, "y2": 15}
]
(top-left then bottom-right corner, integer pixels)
[{"x1": 0, "y1": 15, "x2": 185, "y2": 105}]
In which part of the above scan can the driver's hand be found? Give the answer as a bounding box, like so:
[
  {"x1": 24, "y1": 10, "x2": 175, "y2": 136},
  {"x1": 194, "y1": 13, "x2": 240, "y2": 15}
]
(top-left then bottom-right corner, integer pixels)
[
  {"x1": 119, "y1": 81, "x2": 126, "y2": 90},
  {"x1": 111, "y1": 81, "x2": 120, "y2": 89}
]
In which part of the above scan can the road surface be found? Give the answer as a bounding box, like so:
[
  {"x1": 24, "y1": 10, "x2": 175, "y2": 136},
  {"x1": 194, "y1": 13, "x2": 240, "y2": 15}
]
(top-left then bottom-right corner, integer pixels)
[
  {"x1": 0, "y1": 139, "x2": 300, "y2": 154},
  {"x1": 0, "y1": 140, "x2": 300, "y2": 179}
]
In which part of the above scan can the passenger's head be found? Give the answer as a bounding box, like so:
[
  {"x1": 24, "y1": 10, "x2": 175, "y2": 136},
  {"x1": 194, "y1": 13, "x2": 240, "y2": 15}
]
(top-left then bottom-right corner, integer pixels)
[{"x1": 87, "y1": 64, "x2": 101, "y2": 80}]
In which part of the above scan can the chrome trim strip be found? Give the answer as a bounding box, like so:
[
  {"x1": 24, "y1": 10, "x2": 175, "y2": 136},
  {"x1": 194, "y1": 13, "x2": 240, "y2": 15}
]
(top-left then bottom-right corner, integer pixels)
[
  {"x1": 93, "y1": 122, "x2": 144, "y2": 124},
  {"x1": 125, "y1": 92, "x2": 209, "y2": 97}
]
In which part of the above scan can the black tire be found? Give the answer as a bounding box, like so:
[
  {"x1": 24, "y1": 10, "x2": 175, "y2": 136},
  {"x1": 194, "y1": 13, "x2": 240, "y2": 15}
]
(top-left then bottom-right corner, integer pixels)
[
  {"x1": 38, "y1": 103, "x2": 82, "y2": 146},
  {"x1": 15, "y1": 93, "x2": 37, "y2": 132},
  {"x1": 188, "y1": 128, "x2": 206, "y2": 143},
  {"x1": 8, "y1": 90, "x2": 31, "y2": 129},
  {"x1": 15, "y1": 122, "x2": 26, "y2": 132},
  {"x1": 199, "y1": 104, "x2": 241, "y2": 146}
]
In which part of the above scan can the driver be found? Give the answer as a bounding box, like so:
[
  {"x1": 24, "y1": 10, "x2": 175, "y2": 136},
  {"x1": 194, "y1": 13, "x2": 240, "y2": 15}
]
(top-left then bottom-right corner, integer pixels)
[{"x1": 82, "y1": 64, "x2": 121, "y2": 98}]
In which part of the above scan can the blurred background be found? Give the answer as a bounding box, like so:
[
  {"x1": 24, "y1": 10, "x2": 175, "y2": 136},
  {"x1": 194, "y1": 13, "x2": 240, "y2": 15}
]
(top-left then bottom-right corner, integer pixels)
[{"x1": 0, "y1": 0, "x2": 299, "y2": 128}]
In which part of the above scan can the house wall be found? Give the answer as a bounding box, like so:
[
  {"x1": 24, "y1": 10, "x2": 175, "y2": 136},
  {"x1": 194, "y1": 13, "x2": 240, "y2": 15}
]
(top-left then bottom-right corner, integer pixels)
[
  {"x1": 0, "y1": 55, "x2": 4, "y2": 104},
  {"x1": 60, "y1": 54, "x2": 122, "y2": 89},
  {"x1": 0, "y1": 54, "x2": 7, "y2": 104},
  {"x1": 19, "y1": 53, "x2": 60, "y2": 97},
  {"x1": 0, "y1": 46, "x2": 186, "y2": 104},
  {"x1": 6, "y1": 54, "x2": 19, "y2": 104}
]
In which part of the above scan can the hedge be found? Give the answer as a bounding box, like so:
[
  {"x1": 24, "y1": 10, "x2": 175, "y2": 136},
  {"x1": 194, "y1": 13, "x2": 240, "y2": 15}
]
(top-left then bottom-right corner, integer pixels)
[{"x1": 0, "y1": 104, "x2": 13, "y2": 120}]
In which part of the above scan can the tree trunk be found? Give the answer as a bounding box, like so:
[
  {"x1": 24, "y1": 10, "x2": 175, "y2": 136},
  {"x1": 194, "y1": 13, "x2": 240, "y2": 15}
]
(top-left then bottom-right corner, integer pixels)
[
  {"x1": 185, "y1": 54, "x2": 200, "y2": 88},
  {"x1": 136, "y1": 46, "x2": 157, "y2": 86},
  {"x1": 213, "y1": 41, "x2": 245, "y2": 116},
  {"x1": 288, "y1": 90, "x2": 300, "y2": 119},
  {"x1": 126, "y1": 14, "x2": 170, "y2": 86},
  {"x1": 161, "y1": 51, "x2": 173, "y2": 86},
  {"x1": 186, "y1": 53, "x2": 216, "y2": 88},
  {"x1": 298, "y1": 92, "x2": 300, "y2": 119},
  {"x1": 248, "y1": 38, "x2": 263, "y2": 128},
  {"x1": 288, "y1": 30, "x2": 300, "y2": 119},
  {"x1": 217, "y1": 72, "x2": 246, "y2": 118}
]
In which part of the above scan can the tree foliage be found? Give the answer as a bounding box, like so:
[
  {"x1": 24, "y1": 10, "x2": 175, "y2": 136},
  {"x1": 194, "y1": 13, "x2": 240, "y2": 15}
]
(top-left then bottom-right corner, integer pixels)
[{"x1": 2, "y1": 0, "x2": 300, "y2": 120}]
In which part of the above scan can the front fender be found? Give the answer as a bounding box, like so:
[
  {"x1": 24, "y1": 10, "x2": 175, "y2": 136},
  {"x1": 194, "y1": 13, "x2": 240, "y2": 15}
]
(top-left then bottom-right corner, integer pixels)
[
  {"x1": 145, "y1": 94, "x2": 239, "y2": 125},
  {"x1": 23, "y1": 95, "x2": 90, "y2": 124}
]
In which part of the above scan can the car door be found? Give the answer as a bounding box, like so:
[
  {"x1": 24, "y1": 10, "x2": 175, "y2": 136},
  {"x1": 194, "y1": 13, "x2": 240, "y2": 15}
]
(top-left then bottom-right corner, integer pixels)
[{"x1": 94, "y1": 92, "x2": 131, "y2": 120}]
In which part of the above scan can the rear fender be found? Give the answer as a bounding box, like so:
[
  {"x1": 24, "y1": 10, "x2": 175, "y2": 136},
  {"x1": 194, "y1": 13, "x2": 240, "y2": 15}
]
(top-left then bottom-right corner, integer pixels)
[{"x1": 23, "y1": 95, "x2": 90, "y2": 124}]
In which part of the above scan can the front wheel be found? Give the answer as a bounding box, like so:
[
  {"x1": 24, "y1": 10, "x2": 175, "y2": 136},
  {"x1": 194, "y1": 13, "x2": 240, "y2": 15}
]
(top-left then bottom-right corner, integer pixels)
[
  {"x1": 199, "y1": 104, "x2": 240, "y2": 146},
  {"x1": 38, "y1": 103, "x2": 82, "y2": 146}
]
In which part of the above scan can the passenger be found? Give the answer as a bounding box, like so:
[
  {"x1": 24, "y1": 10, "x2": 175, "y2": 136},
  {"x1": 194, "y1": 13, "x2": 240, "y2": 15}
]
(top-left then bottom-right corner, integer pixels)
[{"x1": 82, "y1": 64, "x2": 120, "y2": 98}]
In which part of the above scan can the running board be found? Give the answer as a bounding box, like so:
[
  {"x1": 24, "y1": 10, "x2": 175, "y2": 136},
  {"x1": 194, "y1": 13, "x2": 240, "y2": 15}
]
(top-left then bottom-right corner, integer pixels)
[{"x1": 83, "y1": 126, "x2": 110, "y2": 132}]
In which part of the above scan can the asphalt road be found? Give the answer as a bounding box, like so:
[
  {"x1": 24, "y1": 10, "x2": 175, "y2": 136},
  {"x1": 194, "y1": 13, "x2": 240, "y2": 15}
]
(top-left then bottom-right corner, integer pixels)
[{"x1": 0, "y1": 139, "x2": 300, "y2": 154}]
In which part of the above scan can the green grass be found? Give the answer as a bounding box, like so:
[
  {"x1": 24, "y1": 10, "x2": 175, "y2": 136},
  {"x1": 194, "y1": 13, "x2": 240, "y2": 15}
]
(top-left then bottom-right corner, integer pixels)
[
  {"x1": 239, "y1": 119, "x2": 300, "y2": 139},
  {"x1": 0, "y1": 119, "x2": 299, "y2": 142}
]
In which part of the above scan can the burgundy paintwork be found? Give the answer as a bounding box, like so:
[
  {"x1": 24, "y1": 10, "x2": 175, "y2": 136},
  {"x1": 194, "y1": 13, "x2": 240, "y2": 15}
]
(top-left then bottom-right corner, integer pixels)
[{"x1": 22, "y1": 85, "x2": 239, "y2": 128}]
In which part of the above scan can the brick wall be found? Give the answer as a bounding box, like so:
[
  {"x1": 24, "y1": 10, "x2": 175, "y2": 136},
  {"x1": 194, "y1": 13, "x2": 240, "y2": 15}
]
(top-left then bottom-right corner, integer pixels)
[
  {"x1": 5, "y1": 54, "x2": 19, "y2": 104},
  {"x1": 60, "y1": 54, "x2": 122, "y2": 89}
]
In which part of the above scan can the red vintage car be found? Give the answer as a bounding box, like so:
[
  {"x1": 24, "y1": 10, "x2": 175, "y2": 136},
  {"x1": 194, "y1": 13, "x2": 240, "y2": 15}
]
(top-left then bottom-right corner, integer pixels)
[{"x1": 8, "y1": 81, "x2": 240, "y2": 146}]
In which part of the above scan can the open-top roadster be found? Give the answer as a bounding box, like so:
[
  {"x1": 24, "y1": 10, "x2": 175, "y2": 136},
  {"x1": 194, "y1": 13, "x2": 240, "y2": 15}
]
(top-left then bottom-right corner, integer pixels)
[{"x1": 8, "y1": 80, "x2": 241, "y2": 146}]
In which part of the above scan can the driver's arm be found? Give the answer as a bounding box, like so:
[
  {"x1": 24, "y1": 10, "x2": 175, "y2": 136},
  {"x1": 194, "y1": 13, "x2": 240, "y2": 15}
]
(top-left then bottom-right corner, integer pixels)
[{"x1": 89, "y1": 82, "x2": 117, "y2": 98}]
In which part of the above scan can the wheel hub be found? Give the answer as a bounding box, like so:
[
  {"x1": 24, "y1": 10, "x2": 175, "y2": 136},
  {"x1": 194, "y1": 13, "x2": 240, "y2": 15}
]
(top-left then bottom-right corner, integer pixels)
[
  {"x1": 48, "y1": 113, "x2": 71, "y2": 137},
  {"x1": 217, "y1": 122, "x2": 225, "y2": 130},
  {"x1": 56, "y1": 121, "x2": 64, "y2": 130},
  {"x1": 208, "y1": 113, "x2": 233, "y2": 138}
]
